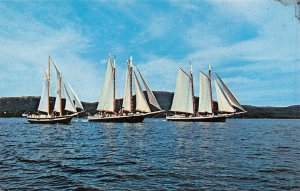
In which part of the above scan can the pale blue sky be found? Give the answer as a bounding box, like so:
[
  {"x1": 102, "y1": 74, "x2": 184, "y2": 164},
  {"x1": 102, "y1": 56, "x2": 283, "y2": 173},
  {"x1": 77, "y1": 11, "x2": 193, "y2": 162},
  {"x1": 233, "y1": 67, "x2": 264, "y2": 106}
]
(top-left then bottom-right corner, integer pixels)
[{"x1": 0, "y1": 0, "x2": 299, "y2": 106}]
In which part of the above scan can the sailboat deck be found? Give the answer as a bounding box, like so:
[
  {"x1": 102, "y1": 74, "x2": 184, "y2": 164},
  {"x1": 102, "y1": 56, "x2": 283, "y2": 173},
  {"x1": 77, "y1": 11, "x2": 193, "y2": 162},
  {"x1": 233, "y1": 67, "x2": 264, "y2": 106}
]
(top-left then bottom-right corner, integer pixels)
[
  {"x1": 87, "y1": 113, "x2": 146, "y2": 123},
  {"x1": 166, "y1": 113, "x2": 231, "y2": 122}
]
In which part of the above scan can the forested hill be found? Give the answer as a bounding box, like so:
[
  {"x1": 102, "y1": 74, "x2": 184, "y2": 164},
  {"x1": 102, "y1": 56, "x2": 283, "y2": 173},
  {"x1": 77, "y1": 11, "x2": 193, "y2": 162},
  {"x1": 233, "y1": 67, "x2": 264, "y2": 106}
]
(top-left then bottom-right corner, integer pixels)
[{"x1": 0, "y1": 92, "x2": 299, "y2": 119}]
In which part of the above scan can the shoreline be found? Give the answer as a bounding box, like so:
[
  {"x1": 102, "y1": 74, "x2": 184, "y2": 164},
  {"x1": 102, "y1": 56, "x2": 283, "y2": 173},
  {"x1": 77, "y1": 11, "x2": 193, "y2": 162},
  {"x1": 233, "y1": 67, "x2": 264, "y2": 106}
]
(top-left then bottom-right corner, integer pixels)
[{"x1": 1, "y1": 93, "x2": 300, "y2": 119}]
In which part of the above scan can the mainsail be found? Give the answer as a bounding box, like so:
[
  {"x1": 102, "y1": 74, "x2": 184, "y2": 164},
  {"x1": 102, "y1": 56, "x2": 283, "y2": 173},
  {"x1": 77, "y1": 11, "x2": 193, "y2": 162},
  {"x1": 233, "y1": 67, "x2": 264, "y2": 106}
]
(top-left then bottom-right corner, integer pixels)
[
  {"x1": 198, "y1": 72, "x2": 212, "y2": 113},
  {"x1": 133, "y1": 72, "x2": 151, "y2": 113},
  {"x1": 170, "y1": 67, "x2": 194, "y2": 114},
  {"x1": 214, "y1": 80, "x2": 235, "y2": 113},
  {"x1": 37, "y1": 71, "x2": 49, "y2": 113},
  {"x1": 52, "y1": 61, "x2": 62, "y2": 113},
  {"x1": 136, "y1": 67, "x2": 161, "y2": 110},
  {"x1": 97, "y1": 56, "x2": 115, "y2": 112},
  {"x1": 122, "y1": 61, "x2": 132, "y2": 112},
  {"x1": 215, "y1": 73, "x2": 245, "y2": 111}
]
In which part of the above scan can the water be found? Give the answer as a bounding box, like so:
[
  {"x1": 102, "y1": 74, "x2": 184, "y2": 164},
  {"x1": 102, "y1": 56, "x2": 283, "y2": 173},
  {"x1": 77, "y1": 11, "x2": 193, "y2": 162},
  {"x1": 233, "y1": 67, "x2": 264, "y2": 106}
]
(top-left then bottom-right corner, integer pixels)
[{"x1": 0, "y1": 118, "x2": 299, "y2": 190}]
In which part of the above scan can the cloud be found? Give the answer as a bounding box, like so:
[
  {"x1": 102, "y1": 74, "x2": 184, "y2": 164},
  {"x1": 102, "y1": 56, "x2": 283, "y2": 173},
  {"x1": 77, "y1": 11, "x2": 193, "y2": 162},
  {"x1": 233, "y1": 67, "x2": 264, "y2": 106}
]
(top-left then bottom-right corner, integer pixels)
[
  {"x1": 168, "y1": 0, "x2": 200, "y2": 11},
  {"x1": 185, "y1": 22, "x2": 223, "y2": 49},
  {"x1": 136, "y1": 0, "x2": 300, "y2": 106},
  {"x1": 130, "y1": 14, "x2": 173, "y2": 45},
  {"x1": 0, "y1": 3, "x2": 100, "y2": 102},
  {"x1": 0, "y1": 1, "x2": 299, "y2": 107}
]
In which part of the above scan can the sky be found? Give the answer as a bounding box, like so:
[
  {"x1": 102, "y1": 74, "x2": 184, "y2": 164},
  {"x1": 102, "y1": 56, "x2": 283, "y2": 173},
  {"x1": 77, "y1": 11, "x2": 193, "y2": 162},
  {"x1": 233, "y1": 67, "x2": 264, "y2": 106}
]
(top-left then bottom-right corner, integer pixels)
[{"x1": 0, "y1": 0, "x2": 299, "y2": 106}]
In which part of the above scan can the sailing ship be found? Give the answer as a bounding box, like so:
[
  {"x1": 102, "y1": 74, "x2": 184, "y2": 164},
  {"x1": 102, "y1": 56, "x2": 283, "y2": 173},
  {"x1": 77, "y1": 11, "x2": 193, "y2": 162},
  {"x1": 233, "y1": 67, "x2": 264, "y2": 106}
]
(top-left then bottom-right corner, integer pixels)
[
  {"x1": 166, "y1": 64, "x2": 246, "y2": 122},
  {"x1": 27, "y1": 56, "x2": 84, "y2": 124},
  {"x1": 88, "y1": 55, "x2": 163, "y2": 123}
]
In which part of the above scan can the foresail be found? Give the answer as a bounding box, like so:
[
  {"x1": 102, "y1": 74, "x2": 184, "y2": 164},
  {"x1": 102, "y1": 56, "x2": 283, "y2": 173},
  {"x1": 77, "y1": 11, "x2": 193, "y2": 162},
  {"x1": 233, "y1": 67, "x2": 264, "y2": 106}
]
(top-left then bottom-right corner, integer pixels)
[
  {"x1": 66, "y1": 83, "x2": 84, "y2": 110},
  {"x1": 97, "y1": 57, "x2": 114, "y2": 112},
  {"x1": 122, "y1": 63, "x2": 132, "y2": 112},
  {"x1": 136, "y1": 67, "x2": 161, "y2": 110},
  {"x1": 170, "y1": 67, "x2": 194, "y2": 114},
  {"x1": 134, "y1": 72, "x2": 151, "y2": 113},
  {"x1": 214, "y1": 80, "x2": 235, "y2": 113},
  {"x1": 63, "y1": 82, "x2": 77, "y2": 113},
  {"x1": 216, "y1": 73, "x2": 245, "y2": 111},
  {"x1": 37, "y1": 72, "x2": 49, "y2": 113},
  {"x1": 198, "y1": 72, "x2": 212, "y2": 113}
]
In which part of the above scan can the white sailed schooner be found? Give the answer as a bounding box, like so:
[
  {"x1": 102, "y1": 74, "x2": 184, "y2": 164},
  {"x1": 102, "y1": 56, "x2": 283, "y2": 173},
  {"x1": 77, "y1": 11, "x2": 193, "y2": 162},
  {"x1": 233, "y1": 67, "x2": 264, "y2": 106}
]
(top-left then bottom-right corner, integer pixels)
[
  {"x1": 166, "y1": 64, "x2": 246, "y2": 122},
  {"x1": 88, "y1": 55, "x2": 164, "y2": 123},
  {"x1": 27, "y1": 56, "x2": 84, "y2": 124}
]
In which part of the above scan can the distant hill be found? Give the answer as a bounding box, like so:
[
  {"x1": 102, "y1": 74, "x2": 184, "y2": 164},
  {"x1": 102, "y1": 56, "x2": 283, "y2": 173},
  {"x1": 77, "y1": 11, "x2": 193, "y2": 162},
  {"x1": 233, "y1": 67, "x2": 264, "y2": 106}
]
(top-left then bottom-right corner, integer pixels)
[
  {"x1": 241, "y1": 105, "x2": 300, "y2": 119},
  {"x1": 0, "y1": 91, "x2": 299, "y2": 119}
]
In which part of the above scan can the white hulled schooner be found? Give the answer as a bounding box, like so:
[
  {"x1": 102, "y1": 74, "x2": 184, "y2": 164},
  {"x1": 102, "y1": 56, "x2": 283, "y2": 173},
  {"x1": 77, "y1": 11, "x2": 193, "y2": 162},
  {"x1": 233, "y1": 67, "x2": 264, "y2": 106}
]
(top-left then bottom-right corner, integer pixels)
[
  {"x1": 88, "y1": 55, "x2": 163, "y2": 123},
  {"x1": 27, "y1": 56, "x2": 84, "y2": 124},
  {"x1": 166, "y1": 64, "x2": 246, "y2": 122}
]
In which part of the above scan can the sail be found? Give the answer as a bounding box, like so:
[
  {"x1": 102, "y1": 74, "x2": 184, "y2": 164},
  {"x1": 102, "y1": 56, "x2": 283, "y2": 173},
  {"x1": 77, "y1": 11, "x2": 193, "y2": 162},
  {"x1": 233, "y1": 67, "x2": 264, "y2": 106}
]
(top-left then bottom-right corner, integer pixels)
[
  {"x1": 37, "y1": 71, "x2": 49, "y2": 113},
  {"x1": 52, "y1": 61, "x2": 62, "y2": 113},
  {"x1": 65, "y1": 83, "x2": 84, "y2": 110},
  {"x1": 198, "y1": 72, "x2": 212, "y2": 113},
  {"x1": 214, "y1": 80, "x2": 235, "y2": 113},
  {"x1": 122, "y1": 63, "x2": 132, "y2": 112},
  {"x1": 136, "y1": 67, "x2": 161, "y2": 110},
  {"x1": 170, "y1": 67, "x2": 194, "y2": 114},
  {"x1": 133, "y1": 72, "x2": 151, "y2": 113},
  {"x1": 216, "y1": 73, "x2": 245, "y2": 111},
  {"x1": 63, "y1": 82, "x2": 77, "y2": 113},
  {"x1": 97, "y1": 57, "x2": 115, "y2": 112}
]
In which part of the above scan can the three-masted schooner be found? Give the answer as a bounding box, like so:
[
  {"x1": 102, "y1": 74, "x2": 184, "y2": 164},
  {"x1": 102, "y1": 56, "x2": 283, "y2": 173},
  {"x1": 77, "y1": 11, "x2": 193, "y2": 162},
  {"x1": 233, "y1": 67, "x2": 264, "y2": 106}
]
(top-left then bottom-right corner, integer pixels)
[
  {"x1": 27, "y1": 56, "x2": 84, "y2": 124},
  {"x1": 166, "y1": 64, "x2": 246, "y2": 122},
  {"x1": 88, "y1": 55, "x2": 163, "y2": 123}
]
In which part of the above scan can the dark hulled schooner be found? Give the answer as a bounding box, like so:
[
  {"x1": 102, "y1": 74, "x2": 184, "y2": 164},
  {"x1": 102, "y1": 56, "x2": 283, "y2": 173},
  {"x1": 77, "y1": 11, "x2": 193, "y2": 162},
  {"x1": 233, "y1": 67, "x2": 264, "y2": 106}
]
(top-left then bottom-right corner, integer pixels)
[
  {"x1": 27, "y1": 56, "x2": 84, "y2": 124},
  {"x1": 166, "y1": 64, "x2": 246, "y2": 122},
  {"x1": 88, "y1": 55, "x2": 164, "y2": 123}
]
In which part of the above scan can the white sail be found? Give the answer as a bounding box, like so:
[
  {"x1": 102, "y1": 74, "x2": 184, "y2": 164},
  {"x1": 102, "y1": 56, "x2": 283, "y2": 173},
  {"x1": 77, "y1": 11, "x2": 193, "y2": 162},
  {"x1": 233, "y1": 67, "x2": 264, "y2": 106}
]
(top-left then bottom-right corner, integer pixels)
[
  {"x1": 170, "y1": 67, "x2": 194, "y2": 114},
  {"x1": 136, "y1": 68, "x2": 161, "y2": 110},
  {"x1": 122, "y1": 62, "x2": 132, "y2": 112},
  {"x1": 214, "y1": 80, "x2": 235, "y2": 113},
  {"x1": 65, "y1": 83, "x2": 84, "y2": 110},
  {"x1": 63, "y1": 82, "x2": 77, "y2": 113},
  {"x1": 37, "y1": 71, "x2": 49, "y2": 113},
  {"x1": 97, "y1": 56, "x2": 115, "y2": 112},
  {"x1": 134, "y1": 72, "x2": 151, "y2": 113},
  {"x1": 216, "y1": 73, "x2": 245, "y2": 111},
  {"x1": 52, "y1": 61, "x2": 62, "y2": 113},
  {"x1": 198, "y1": 72, "x2": 212, "y2": 113}
]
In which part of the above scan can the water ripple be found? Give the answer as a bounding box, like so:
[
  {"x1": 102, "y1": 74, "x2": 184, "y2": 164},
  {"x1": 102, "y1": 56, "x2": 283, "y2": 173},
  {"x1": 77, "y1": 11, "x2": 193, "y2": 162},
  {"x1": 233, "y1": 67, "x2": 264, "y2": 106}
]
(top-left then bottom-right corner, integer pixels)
[{"x1": 0, "y1": 118, "x2": 299, "y2": 190}]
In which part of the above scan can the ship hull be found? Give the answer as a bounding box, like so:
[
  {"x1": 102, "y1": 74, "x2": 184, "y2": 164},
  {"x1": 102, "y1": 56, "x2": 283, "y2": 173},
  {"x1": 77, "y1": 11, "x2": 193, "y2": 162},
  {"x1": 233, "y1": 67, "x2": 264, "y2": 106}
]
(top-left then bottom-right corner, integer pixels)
[
  {"x1": 143, "y1": 110, "x2": 165, "y2": 118},
  {"x1": 166, "y1": 114, "x2": 229, "y2": 122},
  {"x1": 27, "y1": 115, "x2": 74, "y2": 124},
  {"x1": 88, "y1": 114, "x2": 145, "y2": 123}
]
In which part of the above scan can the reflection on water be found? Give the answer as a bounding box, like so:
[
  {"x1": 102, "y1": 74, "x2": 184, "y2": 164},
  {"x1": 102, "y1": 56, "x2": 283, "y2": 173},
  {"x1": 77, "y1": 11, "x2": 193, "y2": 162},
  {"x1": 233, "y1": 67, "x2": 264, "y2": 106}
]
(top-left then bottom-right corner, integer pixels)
[{"x1": 0, "y1": 118, "x2": 299, "y2": 190}]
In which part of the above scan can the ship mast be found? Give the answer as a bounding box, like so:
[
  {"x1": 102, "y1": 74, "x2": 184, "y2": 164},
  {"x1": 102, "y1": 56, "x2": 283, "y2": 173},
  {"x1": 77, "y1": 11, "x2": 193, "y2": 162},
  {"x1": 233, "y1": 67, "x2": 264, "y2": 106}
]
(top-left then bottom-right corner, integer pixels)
[
  {"x1": 47, "y1": 56, "x2": 51, "y2": 115},
  {"x1": 129, "y1": 56, "x2": 133, "y2": 113},
  {"x1": 190, "y1": 62, "x2": 195, "y2": 115},
  {"x1": 113, "y1": 56, "x2": 116, "y2": 113},
  {"x1": 208, "y1": 64, "x2": 214, "y2": 114},
  {"x1": 59, "y1": 72, "x2": 63, "y2": 115}
]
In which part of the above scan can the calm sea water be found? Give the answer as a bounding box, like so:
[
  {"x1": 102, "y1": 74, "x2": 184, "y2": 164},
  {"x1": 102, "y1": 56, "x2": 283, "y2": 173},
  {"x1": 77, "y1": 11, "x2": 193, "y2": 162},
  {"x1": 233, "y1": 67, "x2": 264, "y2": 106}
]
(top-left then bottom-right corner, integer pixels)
[{"x1": 0, "y1": 118, "x2": 299, "y2": 190}]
